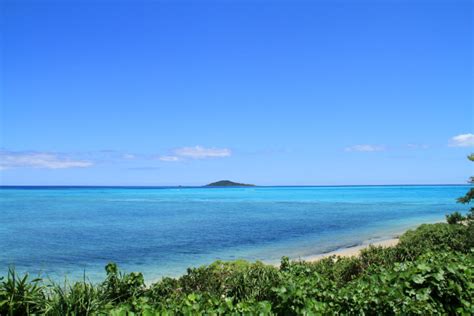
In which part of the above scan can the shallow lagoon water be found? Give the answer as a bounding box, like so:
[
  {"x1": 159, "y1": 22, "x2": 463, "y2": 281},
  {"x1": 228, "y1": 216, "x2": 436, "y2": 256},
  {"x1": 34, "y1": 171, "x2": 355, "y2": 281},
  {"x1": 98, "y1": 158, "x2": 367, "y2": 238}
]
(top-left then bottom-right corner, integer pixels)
[{"x1": 0, "y1": 185, "x2": 468, "y2": 282}]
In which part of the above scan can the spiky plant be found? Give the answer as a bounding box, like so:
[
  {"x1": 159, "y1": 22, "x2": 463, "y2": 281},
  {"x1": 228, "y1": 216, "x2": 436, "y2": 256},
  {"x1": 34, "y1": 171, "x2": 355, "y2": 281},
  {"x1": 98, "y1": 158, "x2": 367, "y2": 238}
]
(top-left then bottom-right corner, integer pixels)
[
  {"x1": 43, "y1": 275, "x2": 106, "y2": 316},
  {"x1": 0, "y1": 268, "x2": 45, "y2": 315}
]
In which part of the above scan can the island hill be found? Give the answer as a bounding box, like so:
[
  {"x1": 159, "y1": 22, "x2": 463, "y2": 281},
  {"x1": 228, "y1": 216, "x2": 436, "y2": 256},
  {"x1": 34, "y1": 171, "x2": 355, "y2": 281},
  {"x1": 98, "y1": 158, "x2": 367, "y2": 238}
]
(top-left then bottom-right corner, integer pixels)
[{"x1": 204, "y1": 180, "x2": 255, "y2": 187}]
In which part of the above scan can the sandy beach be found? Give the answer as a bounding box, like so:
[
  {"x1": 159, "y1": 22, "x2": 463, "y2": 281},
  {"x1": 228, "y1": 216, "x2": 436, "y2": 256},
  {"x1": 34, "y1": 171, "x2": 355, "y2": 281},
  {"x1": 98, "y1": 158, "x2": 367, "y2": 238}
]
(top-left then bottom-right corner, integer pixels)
[
  {"x1": 296, "y1": 219, "x2": 444, "y2": 263},
  {"x1": 302, "y1": 237, "x2": 400, "y2": 262}
]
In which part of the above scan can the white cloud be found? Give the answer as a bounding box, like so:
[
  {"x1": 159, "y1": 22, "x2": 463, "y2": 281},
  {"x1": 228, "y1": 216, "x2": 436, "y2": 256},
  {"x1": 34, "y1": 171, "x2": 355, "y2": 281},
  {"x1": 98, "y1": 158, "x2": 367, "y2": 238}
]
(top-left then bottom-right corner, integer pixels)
[
  {"x1": 122, "y1": 153, "x2": 136, "y2": 160},
  {"x1": 344, "y1": 144, "x2": 385, "y2": 152},
  {"x1": 449, "y1": 133, "x2": 474, "y2": 147},
  {"x1": 159, "y1": 155, "x2": 181, "y2": 162},
  {"x1": 174, "y1": 146, "x2": 231, "y2": 159},
  {"x1": 407, "y1": 144, "x2": 429, "y2": 150},
  {"x1": 158, "y1": 145, "x2": 232, "y2": 162},
  {"x1": 0, "y1": 151, "x2": 93, "y2": 170}
]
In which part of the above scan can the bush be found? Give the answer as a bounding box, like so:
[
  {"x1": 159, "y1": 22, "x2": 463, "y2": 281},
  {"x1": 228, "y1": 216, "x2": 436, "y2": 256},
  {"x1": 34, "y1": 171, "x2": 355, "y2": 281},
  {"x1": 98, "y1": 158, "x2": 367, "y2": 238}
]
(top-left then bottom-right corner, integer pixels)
[
  {"x1": 101, "y1": 263, "x2": 145, "y2": 304},
  {"x1": 337, "y1": 251, "x2": 474, "y2": 314},
  {"x1": 226, "y1": 261, "x2": 280, "y2": 301},
  {"x1": 175, "y1": 259, "x2": 281, "y2": 302},
  {"x1": 272, "y1": 261, "x2": 334, "y2": 315},
  {"x1": 178, "y1": 260, "x2": 251, "y2": 297},
  {"x1": 468, "y1": 221, "x2": 474, "y2": 249},
  {"x1": 44, "y1": 278, "x2": 104, "y2": 315},
  {"x1": 0, "y1": 268, "x2": 45, "y2": 315},
  {"x1": 446, "y1": 211, "x2": 465, "y2": 224},
  {"x1": 359, "y1": 244, "x2": 398, "y2": 269},
  {"x1": 147, "y1": 276, "x2": 180, "y2": 302},
  {"x1": 395, "y1": 223, "x2": 469, "y2": 261},
  {"x1": 284, "y1": 255, "x2": 363, "y2": 286}
]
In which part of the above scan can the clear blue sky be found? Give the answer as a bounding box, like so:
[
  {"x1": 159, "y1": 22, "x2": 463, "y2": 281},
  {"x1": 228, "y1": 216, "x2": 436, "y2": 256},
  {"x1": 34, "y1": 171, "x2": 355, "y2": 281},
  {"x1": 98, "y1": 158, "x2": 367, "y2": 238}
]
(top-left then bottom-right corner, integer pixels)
[{"x1": 1, "y1": 0, "x2": 473, "y2": 186}]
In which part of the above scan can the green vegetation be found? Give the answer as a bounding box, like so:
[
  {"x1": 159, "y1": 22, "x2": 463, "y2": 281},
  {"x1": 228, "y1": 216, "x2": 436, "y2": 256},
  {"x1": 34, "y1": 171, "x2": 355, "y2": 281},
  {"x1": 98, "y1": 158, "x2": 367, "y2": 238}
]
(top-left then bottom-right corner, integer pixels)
[
  {"x1": 205, "y1": 180, "x2": 255, "y2": 187},
  {"x1": 1, "y1": 222, "x2": 472, "y2": 315},
  {"x1": 1, "y1": 155, "x2": 472, "y2": 314},
  {"x1": 456, "y1": 153, "x2": 474, "y2": 219},
  {"x1": 446, "y1": 211, "x2": 465, "y2": 224},
  {"x1": 446, "y1": 153, "x2": 474, "y2": 247}
]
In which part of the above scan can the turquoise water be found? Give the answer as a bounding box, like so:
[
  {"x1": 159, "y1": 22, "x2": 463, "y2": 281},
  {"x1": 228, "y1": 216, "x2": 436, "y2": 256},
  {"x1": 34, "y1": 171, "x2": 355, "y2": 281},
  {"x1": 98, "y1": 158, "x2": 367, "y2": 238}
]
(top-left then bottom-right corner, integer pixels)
[{"x1": 0, "y1": 185, "x2": 469, "y2": 282}]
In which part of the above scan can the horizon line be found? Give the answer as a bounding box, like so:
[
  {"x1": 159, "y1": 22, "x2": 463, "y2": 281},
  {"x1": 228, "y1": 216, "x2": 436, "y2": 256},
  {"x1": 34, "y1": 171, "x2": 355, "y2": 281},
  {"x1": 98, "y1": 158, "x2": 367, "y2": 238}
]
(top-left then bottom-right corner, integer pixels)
[{"x1": 0, "y1": 183, "x2": 469, "y2": 189}]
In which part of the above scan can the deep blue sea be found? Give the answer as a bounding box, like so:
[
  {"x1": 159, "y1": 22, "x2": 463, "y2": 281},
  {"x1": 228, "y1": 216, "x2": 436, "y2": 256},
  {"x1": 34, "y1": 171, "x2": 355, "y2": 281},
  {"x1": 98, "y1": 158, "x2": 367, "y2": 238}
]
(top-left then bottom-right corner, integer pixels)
[{"x1": 0, "y1": 185, "x2": 469, "y2": 282}]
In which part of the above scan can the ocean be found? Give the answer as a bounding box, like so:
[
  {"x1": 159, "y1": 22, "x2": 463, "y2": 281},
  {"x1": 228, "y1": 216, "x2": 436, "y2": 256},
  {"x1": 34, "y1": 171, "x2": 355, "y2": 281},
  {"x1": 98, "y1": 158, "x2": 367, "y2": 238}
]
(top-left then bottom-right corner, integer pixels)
[{"x1": 0, "y1": 185, "x2": 469, "y2": 282}]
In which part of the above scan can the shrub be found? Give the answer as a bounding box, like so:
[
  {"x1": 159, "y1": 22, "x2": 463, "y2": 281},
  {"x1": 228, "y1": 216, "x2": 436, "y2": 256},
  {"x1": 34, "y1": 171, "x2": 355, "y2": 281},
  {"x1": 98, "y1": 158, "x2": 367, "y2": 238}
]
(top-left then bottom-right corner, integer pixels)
[
  {"x1": 101, "y1": 263, "x2": 145, "y2": 304},
  {"x1": 44, "y1": 278, "x2": 104, "y2": 315},
  {"x1": 176, "y1": 259, "x2": 280, "y2": 302},
  {"x1": 178, "y1": 260, "x2": 248, "y2": 297},
  {"x1": 337, "y1": 251, "x2": 474, "y2": 314},
  {"x1": 446, "y1": 211, "x2": 465, "y2": 224},
  {"x1": 287, "y1": 255, "x2": 364, "y2": 286},
  {"x1": 272, "y1": 262, "x2": 333, "y2": 315},
  {"x1": 118, "y1": 292, "x2": 274, "y2": 315},
  {"x1": 468, "y1": 221, "x2": 474, "y2": 249},
  {"x1": 226, "y1": 261, "x2": 280, "y2": 301},
  {"x1": 147, "y1": 276, "x2": 180, "y2": 302},
  {"x1": 395, "y1": 223, "x2": 468, "y2": 261},
  {"x1": 359, "y1": 244, "x2": 398, "y2": 269},
  {"x1": 0, "y1": 268, "x2": 45, "y2": 315}
]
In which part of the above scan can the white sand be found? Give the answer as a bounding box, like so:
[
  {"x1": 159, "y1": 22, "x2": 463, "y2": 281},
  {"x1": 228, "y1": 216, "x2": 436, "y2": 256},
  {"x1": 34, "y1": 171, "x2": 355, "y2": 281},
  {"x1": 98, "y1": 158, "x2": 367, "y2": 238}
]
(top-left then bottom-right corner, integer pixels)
[{"x1": 302, "y1": 238, "x2": 400, "y2": 262}]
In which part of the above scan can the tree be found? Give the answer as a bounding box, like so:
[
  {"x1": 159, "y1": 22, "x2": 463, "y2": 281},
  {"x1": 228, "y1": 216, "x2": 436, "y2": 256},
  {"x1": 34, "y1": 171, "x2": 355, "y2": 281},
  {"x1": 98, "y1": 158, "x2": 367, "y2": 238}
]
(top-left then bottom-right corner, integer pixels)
[
  {"x1": 446, "y1": 211, "x2": 465, "y2": 224},
  {"x1": 457, "y1": 154, "x2": 474, "y2": 219}
]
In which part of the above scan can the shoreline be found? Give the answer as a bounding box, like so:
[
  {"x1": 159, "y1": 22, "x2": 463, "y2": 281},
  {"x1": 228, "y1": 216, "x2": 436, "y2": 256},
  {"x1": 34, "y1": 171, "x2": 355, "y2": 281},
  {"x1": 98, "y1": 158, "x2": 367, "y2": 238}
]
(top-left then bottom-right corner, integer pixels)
[
  {"x1": 301, "y1": 237, "x2": 399, "y2": 262},
  {"x1": 155, "y1": 222, "x2": 440, "y2": 279},
  {"x1": 290, "y1": 219, "x2": 445, "y2": 264},
  {"x1": 147, "y1": 237, "x2": 401, "y2": 285}
]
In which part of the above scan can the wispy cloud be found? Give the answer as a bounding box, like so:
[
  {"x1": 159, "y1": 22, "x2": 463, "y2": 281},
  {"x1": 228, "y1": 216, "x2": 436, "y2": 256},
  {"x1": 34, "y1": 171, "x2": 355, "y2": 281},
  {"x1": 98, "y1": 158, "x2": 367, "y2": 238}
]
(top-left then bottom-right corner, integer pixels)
[
  {"x1": 122, "y1": 153, "x2": 136, "y2": 160},
  {"x1": 0, "y1": 151, "x2": 93, "y2": 170},
  {"x1": 175, "y1": 146, "x2": 231, "y2": 159},
  {"x1": 159, "y1": 145, "x2": 231, "y2": 162},
  {"x1": 127, "y1": 166, "x2": 160, "y2": 170},
  {"x1": 406, "y1": 144, "x2": 429, "y2": 150},
  {"x1": 449, "y1": 133, "x2": 474, "y2": 147},
  {"x1": 159, "y1": 156, "x2": 181, "y2": 162},
  {"x1": 344, "y1": 144, "x2": 385, "y2": 152}
]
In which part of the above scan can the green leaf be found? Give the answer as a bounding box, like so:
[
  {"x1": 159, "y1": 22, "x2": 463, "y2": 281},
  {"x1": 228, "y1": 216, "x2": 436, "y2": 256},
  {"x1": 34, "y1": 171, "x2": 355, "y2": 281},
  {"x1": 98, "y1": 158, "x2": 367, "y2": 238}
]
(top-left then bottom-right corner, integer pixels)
[{"x1": 412, "y1": 275, "x2": 426, "y2": 284}]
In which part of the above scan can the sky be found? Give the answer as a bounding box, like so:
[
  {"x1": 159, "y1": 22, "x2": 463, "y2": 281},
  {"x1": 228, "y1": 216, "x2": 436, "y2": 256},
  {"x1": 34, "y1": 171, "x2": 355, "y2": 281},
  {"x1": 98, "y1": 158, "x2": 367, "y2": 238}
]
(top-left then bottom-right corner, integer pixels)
[{"x1": 0, "y1": 0, "x2": 473, "y2": 186}]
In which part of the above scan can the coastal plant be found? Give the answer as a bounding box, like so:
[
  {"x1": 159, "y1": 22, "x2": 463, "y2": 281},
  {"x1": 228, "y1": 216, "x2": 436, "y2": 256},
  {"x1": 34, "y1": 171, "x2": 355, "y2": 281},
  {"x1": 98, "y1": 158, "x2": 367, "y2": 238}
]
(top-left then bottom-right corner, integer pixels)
[
  {"x1": 446, "y1": 211, "x2": 466, "y2": 224},
  {"x1": 178, "y1": 261, "x2": 235, "y2": 296},
  {"x1": 0, "y1": 268, "x2": 45, "y2": 316},
  {"x1": 467, "y1": 221, "x2": 474, "y2": 249},
  {"x1": 336, "y1": 250, "x2": 474, "y2": 314},
  {"x1": 457, "y1": 154, "x2": 474, "y2": 207},
  {"x1": 43, "y1": 277, "x2": 105, "y2": 316},
  {"x1": 358, "y1": 244, "x2": 398, "y2": 269},
  {"x1": 457, "y1": 153, "x2": 474, "y2": 218},
  {"x1": 284, "y1": 255, "x2": 364, "y2": 286},
  {"x1": 101, "y1": 263, "x2": 146, "y2": 304},
  {"x1": 272, "y1": 261, "x2": 334, "y2": 315},
  {"x1": 226, "y1": 261, "x2": 280, "y2": 302},
  {"x1": 395, "y1": 223, "x2": 468, "y2": 261},
  {"x1": 119, "y1": 292, "x2": 274, "y2": 315},
  {"x1": 456, "y1": 153, "x2": 474, "y2": 249},
  {"x1": 316, "y1": 256, "x2": 363, "y2": 284},
  {"x1": 178, "y1": 260, "x2": 267, "y2": 297},
  {"x1": 147, "y1": 276, "x2": 180, "y2": 303},
  {"x1": 175, "y1": 264, "x2": 223, "y2": 300}
]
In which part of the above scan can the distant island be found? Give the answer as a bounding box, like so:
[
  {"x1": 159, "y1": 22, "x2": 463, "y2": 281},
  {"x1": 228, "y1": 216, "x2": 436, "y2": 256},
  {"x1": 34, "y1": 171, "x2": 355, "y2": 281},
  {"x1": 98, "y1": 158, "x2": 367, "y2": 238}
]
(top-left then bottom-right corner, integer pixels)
[{"x1": 205, "y1": 180, "x2": 255, "y2": 187}]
